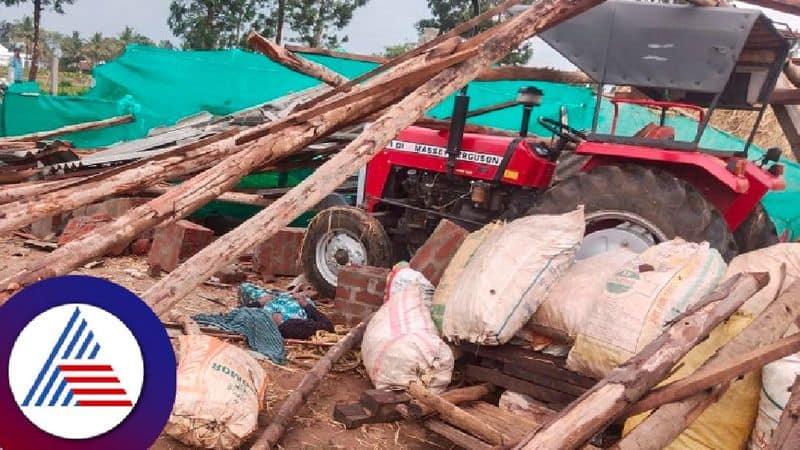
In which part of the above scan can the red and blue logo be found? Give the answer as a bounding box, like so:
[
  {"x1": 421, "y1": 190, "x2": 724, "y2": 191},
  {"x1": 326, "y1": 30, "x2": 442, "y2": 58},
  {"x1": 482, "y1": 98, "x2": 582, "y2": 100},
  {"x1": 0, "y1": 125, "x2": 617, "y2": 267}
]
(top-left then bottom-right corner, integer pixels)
[{"x1": 0, "y1": 276, "x2": 177, "y2": 450}]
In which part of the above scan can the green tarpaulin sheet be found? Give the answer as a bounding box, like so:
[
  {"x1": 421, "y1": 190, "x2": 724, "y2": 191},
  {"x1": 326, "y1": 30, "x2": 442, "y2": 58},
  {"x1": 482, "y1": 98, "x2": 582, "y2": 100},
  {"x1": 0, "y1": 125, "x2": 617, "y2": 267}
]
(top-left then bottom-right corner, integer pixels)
[{"x1": 1, "y1": 44, "x2": 798, "y2": 239}]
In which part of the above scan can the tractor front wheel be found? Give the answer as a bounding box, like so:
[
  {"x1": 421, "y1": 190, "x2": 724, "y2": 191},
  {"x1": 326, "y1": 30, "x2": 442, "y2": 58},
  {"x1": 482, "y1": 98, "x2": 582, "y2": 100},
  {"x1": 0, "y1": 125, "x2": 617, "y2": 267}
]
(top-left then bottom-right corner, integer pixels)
[
  {"x1": 531, "y1": 165, "x2": 737, "y2": 260},
  {"x1": 301, "y1": 206, "x2": 394, "y2": 298}
]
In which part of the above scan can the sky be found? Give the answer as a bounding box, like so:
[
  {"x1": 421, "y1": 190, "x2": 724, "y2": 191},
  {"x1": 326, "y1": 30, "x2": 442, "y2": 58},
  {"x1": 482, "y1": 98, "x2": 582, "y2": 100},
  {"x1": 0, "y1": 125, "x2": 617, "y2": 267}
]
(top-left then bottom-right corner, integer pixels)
[{"x1": 2, "y1": 0, "x2": 800, "y2": 70}]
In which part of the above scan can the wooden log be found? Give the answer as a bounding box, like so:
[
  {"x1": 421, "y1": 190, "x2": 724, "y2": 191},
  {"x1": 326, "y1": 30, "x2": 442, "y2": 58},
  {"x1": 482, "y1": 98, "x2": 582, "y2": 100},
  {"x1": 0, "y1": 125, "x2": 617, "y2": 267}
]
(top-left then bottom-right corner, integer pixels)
[
  {"x1": 141, "y1": 0, "x2": 604, "y2": 316},
  {"x1": 770, "y1": 376, "x2": 800, "y2": 450},
  {"x1": 616, "y1": 277, "x2": 800, "y2": 450},
  {"x1": 143, "y1": 185, "x2": 273, "y2": 207},
  {"x1": 408, "y1": 381, "x2": 506, "y2": 446},
  {"x1": 425, "y1": 419, "x2": 495, "y2": 450},
  {"x1": 626, "y1": 333, "x2": 800, "y2": 417},
  {"x1": 0, "y1": 178, "x2": 77, "y2": 205},
  {"x1": 515, "y1": 273, "x2": 767, "y2": 450},
  {"x1": 771, "y1": 88, "x2": 800, "y2": 105},
  {"x1": 247, "y1": 31, "x2": 348, "y2": 87},
  {"x1": 285, "y1": 45, "x2": 388, "y2": 64},
  {"x1": 0, "y1": 115, "x2": 134, "y2": 143},
  {"x1": 397, "y1": 384, "x2": 493, "y2": 418},
  {"x1": 738, "y1": 0, "x2": 800, "y2": 16},
  {"x1": 291, "y1": 0, "x2": 527, "y2": 112},
  {"x1": 476, "y1": 66, "x2": 592, "y2": 84},
  {"x1": 0, "y1": 38, "x2": 459, "y2": 295},
  {"x1": 250, "y1": 317, "x2": 371, "y2": 449},
  {"x1": 0, "y1": 130, "x2": 241, "y2": 237}
]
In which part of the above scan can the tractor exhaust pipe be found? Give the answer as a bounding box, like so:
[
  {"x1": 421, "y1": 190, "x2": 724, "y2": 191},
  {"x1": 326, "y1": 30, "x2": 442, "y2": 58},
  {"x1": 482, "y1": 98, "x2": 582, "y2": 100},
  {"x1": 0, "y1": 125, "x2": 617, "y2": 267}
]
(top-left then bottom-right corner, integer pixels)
[{"x1": 446, "y1": 93, "x2": 470, "y2": 174}]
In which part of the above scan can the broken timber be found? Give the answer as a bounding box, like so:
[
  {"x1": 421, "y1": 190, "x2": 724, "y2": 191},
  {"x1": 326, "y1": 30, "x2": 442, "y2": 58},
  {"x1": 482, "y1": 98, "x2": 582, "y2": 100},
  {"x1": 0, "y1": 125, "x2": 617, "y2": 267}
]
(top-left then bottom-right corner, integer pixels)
[
  {"x1": 617, "y1": 277, "x2": 800, "y2": 450},
  {"x1": 0, "y1": 114, "x2": 134, "y2": 143},
  {"x1": 515, "y1": 273, "x2": 767, "y2": 450},
  {"x1": 250, "y1": 317, "x2": 371, "y2": 449},
  {"x1": 771, "y1": 376, "x2": 800, "y2": 449},
  {"x1": 141, "y1": 0, "x2": 606, "y2": 317},
  {"x1": 247, "y1": 31, "x2": 348, "y2": 87}
]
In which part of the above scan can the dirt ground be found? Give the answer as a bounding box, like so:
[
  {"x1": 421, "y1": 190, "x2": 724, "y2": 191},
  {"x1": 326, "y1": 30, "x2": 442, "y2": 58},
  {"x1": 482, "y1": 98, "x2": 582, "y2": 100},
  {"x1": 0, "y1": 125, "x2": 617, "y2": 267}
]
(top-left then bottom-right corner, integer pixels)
[{"x1": 0, "y1": 235, "x2": 450, "y2": 450}]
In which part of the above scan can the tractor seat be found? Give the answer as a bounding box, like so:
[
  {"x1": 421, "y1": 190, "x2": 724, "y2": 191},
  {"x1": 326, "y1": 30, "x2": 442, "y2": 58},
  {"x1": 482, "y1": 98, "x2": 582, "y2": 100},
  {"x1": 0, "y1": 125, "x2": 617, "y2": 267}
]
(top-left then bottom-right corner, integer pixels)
[{"x1": 634, "y1": 123, "x2": 676, "y2": 141}]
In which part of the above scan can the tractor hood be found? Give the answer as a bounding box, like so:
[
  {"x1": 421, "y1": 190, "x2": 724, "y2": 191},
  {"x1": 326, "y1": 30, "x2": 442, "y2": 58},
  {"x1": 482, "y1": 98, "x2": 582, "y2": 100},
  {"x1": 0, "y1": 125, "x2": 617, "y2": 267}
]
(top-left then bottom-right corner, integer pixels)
[{"x1": 540, "y1": 0, "x2": 793, "y2": 107}]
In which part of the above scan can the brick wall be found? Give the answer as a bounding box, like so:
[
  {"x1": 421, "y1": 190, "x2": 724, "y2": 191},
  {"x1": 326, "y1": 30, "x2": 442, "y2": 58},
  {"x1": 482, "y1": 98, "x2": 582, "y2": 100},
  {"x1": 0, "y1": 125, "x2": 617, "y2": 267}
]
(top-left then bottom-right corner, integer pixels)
[
  {"x1": 252, "y1": 227, "x2": 305, "y2": 281},
  {"x1": 409, "y1": 219, "x2": 468, "y2": 287},
  {"x1": 333, "y1": 265, "x2": 390, "y2": 326}
]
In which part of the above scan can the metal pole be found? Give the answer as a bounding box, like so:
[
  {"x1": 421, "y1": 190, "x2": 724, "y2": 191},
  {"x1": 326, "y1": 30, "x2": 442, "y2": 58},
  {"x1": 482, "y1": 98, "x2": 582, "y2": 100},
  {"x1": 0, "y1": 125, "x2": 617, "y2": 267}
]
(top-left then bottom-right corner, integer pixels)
[
  {"x1": 693, "y1": 91, "x2": 723, "y2": 146},
  {"x1": 591, "y1": 83, "x2": 604, "y2": 133},
  {"x1": 742, "y1": 103, "x2": 768, "y2": 158}
]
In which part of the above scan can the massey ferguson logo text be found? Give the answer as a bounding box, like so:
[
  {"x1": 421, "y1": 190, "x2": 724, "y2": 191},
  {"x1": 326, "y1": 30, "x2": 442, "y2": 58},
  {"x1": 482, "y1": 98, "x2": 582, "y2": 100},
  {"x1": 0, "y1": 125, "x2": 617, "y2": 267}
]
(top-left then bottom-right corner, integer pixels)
[
  {"x1": 389, "y1": 140, "x2": 502, "y2": 166},
  {"x1": 8, "y1": 303, "x2": 144, "y2": 440}
]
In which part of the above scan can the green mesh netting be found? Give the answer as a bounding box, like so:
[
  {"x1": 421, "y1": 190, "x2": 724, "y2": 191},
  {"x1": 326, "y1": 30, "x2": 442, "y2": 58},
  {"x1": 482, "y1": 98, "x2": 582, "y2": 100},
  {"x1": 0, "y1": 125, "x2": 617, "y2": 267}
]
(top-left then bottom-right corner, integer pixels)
[{"x1": 0, "y1": 45, "x2": 797, "y2": 239}]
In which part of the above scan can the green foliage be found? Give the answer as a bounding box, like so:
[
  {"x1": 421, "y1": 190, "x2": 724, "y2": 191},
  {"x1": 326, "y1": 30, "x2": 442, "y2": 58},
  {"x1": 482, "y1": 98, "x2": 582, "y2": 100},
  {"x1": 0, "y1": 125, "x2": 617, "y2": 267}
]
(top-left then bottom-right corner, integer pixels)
[
  {"x1": 417, "y1": 0, "x2": 533, "y2": 66},
  {"x1": 168, "y1": 0, "x2": 273, "y2": 50},
  {"x1": 384, "y1": 42, "x2": 415, "y2": 59},
  {"x1": 119, "y1": 26, "x2": 154, "y2": 46},
  {"x1": 284, "y1": 0, "x2": 369, "y2": 49}
]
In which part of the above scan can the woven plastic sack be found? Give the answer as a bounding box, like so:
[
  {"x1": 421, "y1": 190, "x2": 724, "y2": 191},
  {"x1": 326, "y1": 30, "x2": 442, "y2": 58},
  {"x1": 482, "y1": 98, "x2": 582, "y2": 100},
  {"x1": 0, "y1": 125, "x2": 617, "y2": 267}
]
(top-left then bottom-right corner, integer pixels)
[
  {"x1": 624, "y1": 313, "x2": 760, "y2": 450},
  {"x1": 431, "y1": 222, "x2": 501, "y2": 334},
  {"x1": 165, "y1": 335, "x2": 267, "y2": 450},
  {"x1": 442, "y1": 208, "x2": 584, "y2": 345},
  {"x1": 362, "y1": 265, "x2": 454, "y2": 392},
  {"x1": 749, "y1": 353, "x2": 800, "y2": 449},
  {"x1": 567, "y1": 239, "x2": 726, "y2": 378},
  {"x1": 727, "y1": 244, "x2": 800, "y2": 316},
  {"x1": 531, "y1": 248, "x2": 636, "y2": 337}
]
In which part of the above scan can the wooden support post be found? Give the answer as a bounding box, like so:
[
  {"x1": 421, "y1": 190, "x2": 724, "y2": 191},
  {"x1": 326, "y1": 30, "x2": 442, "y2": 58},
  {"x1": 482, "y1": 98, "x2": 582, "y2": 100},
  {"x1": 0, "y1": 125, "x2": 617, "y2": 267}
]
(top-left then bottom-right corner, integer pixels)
[
  {"x1": 617, "y1": 278, "x2": 800, "y2": 450},
  {"x1": 0, "y1": 115, "x2": 134, "y2": 143},
  {"x1": 515, "y1": 273, "x2": 767, "y2": 450},
  {"x1": 247, "y1": 31, "x2": 348, "y2": 87},
  {"x1": 770, "y1": 376, "x2": 800, "y2": 450},
  {"x1": 141, "y1": 0, "x2": 605, "y2": 317},
  {"x1": 626, "y1": 333, "x2": 800, "y2": 417},
  {"x1": 250, "y1": 317, "x2": 371, "y2": 449},
  {"x1": 408, "y1": 381, "x2": 506, "y2": 446}
]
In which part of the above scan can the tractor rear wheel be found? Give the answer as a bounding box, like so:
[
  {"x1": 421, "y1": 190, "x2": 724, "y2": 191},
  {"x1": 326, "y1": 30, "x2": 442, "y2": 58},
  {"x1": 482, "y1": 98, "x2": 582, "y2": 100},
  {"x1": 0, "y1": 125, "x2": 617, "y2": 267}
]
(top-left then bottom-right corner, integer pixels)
[
  {"x1": 734, "y1": 203, "x2": 779, "y2": 253},
  {"x1": 301, "y1": 206, "x2": 393, "y2": 298},
  {"x1": 531, "y1": 165, "x2": 738, "y2": 261}
]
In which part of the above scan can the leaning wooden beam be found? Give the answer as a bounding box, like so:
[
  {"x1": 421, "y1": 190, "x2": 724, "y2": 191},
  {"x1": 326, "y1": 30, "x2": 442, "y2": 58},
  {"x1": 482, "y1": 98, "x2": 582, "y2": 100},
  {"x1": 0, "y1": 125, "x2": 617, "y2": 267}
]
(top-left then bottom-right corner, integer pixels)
[
  {"x1": 617, "y1": 277, "x2": 800, "y2": 450},
  {"x1": 398, "y1": 384, "x2": 494, "y2": 419},
  {"x1": 0, "y1": 40, "x2": 462, "y2": 294},
  {"x1": 0, "y1": 114, "x2": 134, "y2": 143},
  {"x1": 251, "y1": 317, "x2": 371, "y2": 449},
  {"x1": 141, "y1": 0, "x2": 605, "y2": 316},
  {"x1": 247, "y1": 31, "x2": 348, "y2": 87},
  {"x1": 476, "y1": 66, "x2": 592, "y2": 84},
  {"x1": 407, "y1": 381, "x2": 506, "y2": 446},
  {"x1": 292, "y1": 0, "x2": 526, "y2": 112},
  {"x1": 286, "y1": 44, "x2": 388, "y2": 64},
  {"x1": 515, "y1": 273, "x2": 767, "y2": 450},
  {"x1": 626, "y1": 333, "x2": 800, "y2": 417},
  {"x1": 0, "y1": 130, "x2": 241, "y2": 237},
  {"x1": 143, "y1": 185, "x2": 273, "y2": 207},
  {"x1": 0, "y1": 178, "x2": 77, "y2": 205},
  {"x1": 770, "y1": 376, "x2": 800, "y2": 449}
]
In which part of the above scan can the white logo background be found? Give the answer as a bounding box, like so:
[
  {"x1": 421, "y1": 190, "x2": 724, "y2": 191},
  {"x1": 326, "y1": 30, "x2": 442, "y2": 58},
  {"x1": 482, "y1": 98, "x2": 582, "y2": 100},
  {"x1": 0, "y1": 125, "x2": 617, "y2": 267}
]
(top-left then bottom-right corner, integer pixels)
[{"x1": 8, "y1": 303, "x2": 144, "y2": 440}]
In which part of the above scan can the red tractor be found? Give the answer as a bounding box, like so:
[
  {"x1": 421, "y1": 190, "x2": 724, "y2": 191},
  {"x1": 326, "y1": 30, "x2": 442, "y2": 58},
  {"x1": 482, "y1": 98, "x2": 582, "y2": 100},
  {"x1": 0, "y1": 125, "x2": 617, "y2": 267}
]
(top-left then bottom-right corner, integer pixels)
[{"x1": 302, "y1": 1, "x2": 793, "y2": 297}]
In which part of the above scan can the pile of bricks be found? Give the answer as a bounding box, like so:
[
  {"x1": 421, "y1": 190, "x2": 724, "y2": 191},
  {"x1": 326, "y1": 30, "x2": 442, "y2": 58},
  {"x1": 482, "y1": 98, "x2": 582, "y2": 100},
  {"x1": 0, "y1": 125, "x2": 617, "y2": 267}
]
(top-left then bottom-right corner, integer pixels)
[
  {"x1": 148, "y1": 220, "x2": 215, "y2": 273},
  {"x1": 252, "y1": 227, "x2": 305, "y2": 281},
  {"x1": 58, "y1": 214, "x2": 129, "y2": 256},
  {"x1": 332, "y1": 219, "x2": 468, "y2": 326}
]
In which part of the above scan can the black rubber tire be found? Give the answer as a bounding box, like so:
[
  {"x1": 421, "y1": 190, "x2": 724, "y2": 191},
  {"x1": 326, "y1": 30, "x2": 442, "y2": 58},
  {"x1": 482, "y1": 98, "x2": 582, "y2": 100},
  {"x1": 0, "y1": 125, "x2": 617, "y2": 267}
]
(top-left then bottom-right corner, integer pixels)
[
  {"x1": 301, "y1": 206, "x2": 393, "y2": 298},
  {"x1": 531, "y1": 165, "x2": 738, "y2": 261},
  {"x1": 734, "y1": 203, "x2": 779, "y2": 253}
]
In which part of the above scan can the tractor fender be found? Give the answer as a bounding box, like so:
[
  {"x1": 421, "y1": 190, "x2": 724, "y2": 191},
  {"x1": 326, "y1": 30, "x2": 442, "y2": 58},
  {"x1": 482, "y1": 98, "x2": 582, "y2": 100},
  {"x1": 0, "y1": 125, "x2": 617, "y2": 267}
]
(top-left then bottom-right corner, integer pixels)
[{"x1": 575, "y1": 142, "x2": 777, "y2": 231}]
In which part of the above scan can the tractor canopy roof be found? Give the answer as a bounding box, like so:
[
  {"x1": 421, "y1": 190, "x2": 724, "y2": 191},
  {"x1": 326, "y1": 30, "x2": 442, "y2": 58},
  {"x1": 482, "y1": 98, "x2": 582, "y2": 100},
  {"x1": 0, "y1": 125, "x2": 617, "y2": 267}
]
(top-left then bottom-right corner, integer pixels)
[{"x1": 541, "y1": 0, "x2": 796, "y2": 109}]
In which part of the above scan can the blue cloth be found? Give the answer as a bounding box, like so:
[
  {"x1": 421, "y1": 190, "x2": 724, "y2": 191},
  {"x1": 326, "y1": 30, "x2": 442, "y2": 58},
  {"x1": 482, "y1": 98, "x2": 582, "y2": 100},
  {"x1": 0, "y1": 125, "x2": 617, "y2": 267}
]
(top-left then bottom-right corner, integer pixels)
[
  {"x1": 10, "y1": 56, "x2": 22, "y2": 83},
  {"x1": 238, "y1": 283, "x2": 314, "y2": 321},
  {"x1": 193, "y1": 308, "x2": 287, "y2": 364}
]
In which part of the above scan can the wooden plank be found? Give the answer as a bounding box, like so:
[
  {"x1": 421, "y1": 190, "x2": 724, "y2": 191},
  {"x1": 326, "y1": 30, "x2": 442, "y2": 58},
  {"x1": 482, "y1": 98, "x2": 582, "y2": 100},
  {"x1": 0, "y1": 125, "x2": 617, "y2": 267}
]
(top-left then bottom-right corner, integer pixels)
[
  {"x1": 425, "y1": 419, "x2": 494, "y2": 450},
  {"x1": 287, "y1": 44, "x2": 388, "y2": 64},
  {"x1": 0, "y1": 115, "x2": 134, "y2": 143},
  {"x1": 503, "y1": 362, "x2": 589, "y2": 397},
  {"x1": 466, "y1": 364, "x2": 576, "y2": 406}
]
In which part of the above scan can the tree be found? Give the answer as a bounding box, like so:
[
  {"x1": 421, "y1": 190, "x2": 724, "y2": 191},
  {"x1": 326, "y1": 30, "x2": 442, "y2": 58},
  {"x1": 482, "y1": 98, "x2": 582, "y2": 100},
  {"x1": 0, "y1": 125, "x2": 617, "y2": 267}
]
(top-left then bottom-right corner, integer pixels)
[
  {"x1": 60, "y1": 30, "x2": 83, "y2": 69},
  {"x1": 417, "y1": 0, "x2": 532, "y2": 65},
  {"x1": 2, "y1": 0, "x2": 76, "y2": 80},
  {"x1": 284, "y1": 0, "x2": 369, "y2": 49},
  {"x1": 158, "y1": 40, "x2": 175, "y2": 49},
  {"x1": 82, "y1": 32, "x2": 123, "y2": 65},
  {"x1": 384, "y1": 42, "x2": 414, "y2": 59},
  {"x1": 119, "y1": 26, "x2": 154, "y2": 47},
  {"x1": 168, "y1": 0, "x2": 273, "y2": 50}
]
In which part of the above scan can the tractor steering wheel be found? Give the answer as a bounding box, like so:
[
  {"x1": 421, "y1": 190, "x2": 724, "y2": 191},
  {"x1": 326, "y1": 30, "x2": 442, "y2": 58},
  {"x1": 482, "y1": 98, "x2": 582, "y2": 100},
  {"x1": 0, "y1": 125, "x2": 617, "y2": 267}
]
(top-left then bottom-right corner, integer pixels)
[{"x1": 538, "y1": 117, "x2": 588, "y2": 144}]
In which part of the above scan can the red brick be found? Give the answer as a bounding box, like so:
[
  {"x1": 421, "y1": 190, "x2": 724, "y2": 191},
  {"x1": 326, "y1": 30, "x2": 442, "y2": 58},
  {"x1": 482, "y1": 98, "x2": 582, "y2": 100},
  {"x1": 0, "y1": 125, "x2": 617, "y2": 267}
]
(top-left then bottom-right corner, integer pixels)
[
  {"x1": 58, "y1": 215, "x2": 129, "y2": 256},
  {"x1": 334, "y1": 265, "x2": 389, "y2": 323},
  {"x1": 148, "y1": 220, "x2": 215, "y2": 273},
  {"x1": 252, "y1": 227, "x2": 305, "y2": 280},
  {"x1": 409, "y1": 219, "x2": 468, "y2": 286},
  {"x1": 131, "y1": 238, "x2": 151, "y2": 256}
]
